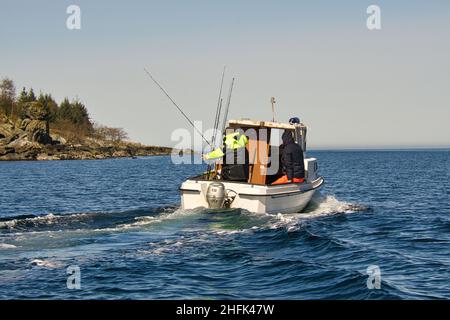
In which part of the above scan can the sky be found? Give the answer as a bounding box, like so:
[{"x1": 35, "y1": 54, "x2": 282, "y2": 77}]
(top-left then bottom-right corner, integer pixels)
[{"x1": 1, "y1": 0, "x2": 449, "y2": 149}]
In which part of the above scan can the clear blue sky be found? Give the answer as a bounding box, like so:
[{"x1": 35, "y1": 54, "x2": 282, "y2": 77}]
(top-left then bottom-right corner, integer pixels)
[{"x1": 1, "y1": 0, "x2": 449, "y2": 149}]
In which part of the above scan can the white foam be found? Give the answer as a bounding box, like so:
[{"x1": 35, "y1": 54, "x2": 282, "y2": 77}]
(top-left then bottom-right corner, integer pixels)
[
  {"x1": 142, "y1": 237, "x2": 193, "y2": 255},
  {"x1": 246, "y1": 194, "x2": 366, "y2": 233},
  {"x1": 0, "y1": 196, "x2": 367, "y2": 244},
  {"x1": 30, "y1": 259, "x2": 63, "y2": 269},
  {"x1": 0, "y1": 213, "x2": 86, "y2": 230},
  {"x1": 97, "y1": 207, "x2": 200, "y2": 232},
  {"x1": 0, "y1": 243, "x2": 17, "y2": 249},
  {"x1": 148, "y1": 248, "x2": 167, "y2": 255},
  {"x1": 310, "y1": 195, "x2": 355, "y2": 213},
  {"x1": 135, "y1": 195, "x2": 367, "y2": 256}
]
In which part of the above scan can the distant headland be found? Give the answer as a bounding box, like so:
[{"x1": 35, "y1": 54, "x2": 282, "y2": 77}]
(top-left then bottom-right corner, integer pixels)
[{"x1": 0, "y1": 77, "x2": 174, "y2": 161}]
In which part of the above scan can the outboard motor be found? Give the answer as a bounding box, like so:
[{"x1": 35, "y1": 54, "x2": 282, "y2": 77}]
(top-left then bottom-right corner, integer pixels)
[{"x1": 206, "y1": 183, "x2": 226, "y2": 209}]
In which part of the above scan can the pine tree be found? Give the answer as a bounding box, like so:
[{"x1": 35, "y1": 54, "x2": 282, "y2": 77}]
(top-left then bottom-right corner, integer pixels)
[
  {"x1": 38, "y1": 93, "x2": 58, "y2": 123},
  {"x1": 71, "y1": 100, "x2": 88, "y2": 124},
  {"x1": 17, "y1": 87, "x2": 28, "y2": 104},
  {"x1": 16, "y1": 87, "x2": 31, "y2": 119},
  {"x1": 38, "y1": 93, "x2": 57, "y2": 133},
  {"x1": 28, "y1": 88, "x2": 36, "y2": 102},
  {"x1": 58, "y1": 97, "x2": 72, "y2": 121}
]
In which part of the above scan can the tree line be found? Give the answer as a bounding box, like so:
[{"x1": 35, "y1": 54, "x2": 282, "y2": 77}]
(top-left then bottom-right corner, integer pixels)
[{"x1": 0, "y1": 77, "x2": 128, "y2": 142}]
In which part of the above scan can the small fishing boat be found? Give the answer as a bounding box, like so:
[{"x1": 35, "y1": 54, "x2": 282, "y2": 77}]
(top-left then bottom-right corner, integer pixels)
[
  {"x1": 143, "y1": 68, "x2": 323, "y2": 214},
  {"x1": 180, "y1": 119, "x2": 324, "y2": 214}
]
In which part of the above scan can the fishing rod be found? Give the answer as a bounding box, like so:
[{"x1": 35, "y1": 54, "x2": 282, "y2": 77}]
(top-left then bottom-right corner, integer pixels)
[
  {"x1": 211, "y1": 66, "x2": 226, "y2": 149},
  {"x1": 206, "y1": 97, "x2": 223, "y2": 179},
  {"x1": 206, "y1": 67, "x2": 226, "y2": 179},
  {"x1": 143, "y1": 68, "x2": 212, "y2": 148}
]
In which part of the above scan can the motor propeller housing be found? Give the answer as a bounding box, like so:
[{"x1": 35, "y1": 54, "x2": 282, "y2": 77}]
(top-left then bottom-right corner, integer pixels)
[{"x1": 206, "y1": 183, "x2": 226, "y2": 209}]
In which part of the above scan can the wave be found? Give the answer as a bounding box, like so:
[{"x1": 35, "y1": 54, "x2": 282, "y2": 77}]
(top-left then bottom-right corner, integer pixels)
[
  {"x1": 242, "y1": 193, "x2": 370, "y2": 234},
  {"x1": 169, "y1": 195, "x2": 370, "y2": 241},
  {"x1": 304, "y1": 193, "x2": 370, "y2": 216},
  {"x1": 0, "y1": 206, "x2": 178, "y2": 233},
  {"x1": 134, "y1": 194, "x2": 370, "y2": 257},
  {"x1": 30, "y1": 259, "x2": 64, "y2": 269},
  {"x1": 0, "y1": 193, "x2": 369, "y2": 237},
  {"x1": 96, "y1": 207, "x2": 205, "y2": 232},
  {"x1": 0, "y1": 243, "x2": 17, "y2": 249}
]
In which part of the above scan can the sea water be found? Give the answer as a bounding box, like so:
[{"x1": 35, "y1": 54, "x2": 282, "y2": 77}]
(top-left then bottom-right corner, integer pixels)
[{"x1": 0, "y1": 150, "x2": 449, "y2": 299}]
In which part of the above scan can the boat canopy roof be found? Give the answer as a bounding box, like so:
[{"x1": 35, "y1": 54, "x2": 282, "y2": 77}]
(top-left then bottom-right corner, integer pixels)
[{"x1": 228, "y1": 119, "x2": 306, "y2": 130}]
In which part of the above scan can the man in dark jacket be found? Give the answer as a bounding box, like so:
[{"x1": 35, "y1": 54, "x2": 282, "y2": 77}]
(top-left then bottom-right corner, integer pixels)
[{"x1": 272, "y1": 130, "x2": 305, "y2": 184}]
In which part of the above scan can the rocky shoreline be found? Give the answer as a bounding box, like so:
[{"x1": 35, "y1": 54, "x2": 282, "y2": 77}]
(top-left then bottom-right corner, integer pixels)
[
  {"x1": 0, "y1": 114, "x2": 173, "y2": 161},
  {"x1": 0, "y1": 143, "x2": 173, "y2": 161}
]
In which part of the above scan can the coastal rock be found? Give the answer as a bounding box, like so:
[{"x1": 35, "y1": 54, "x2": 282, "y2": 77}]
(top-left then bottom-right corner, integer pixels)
[
  {"x1": 1, "y1": 114, "x2": 172, "y2": 161},
  {"x1": 0, "y1": 124, "x2": 41, "y2": 160},
  {"x1": 13, "y1": 102, "x2": 53, "y2": 145},
  {"x1": 11, "y1": 140, "x2": 41, "y2": 160},
  {"x1": 0, "y1": 123, "x2": 15, "y2": 139},
  {"x1": 19, "y1": 118, "x2": 31, "y2": 130},
  {"x1": 36, "y1": 153, "x2": 61, "y2": 161},
  {"x1": 112, "y1": 149, "x2": 131, "y2": 158},
  {"x1": 0, "y1": 146, "x2": 15, "y2": 156},
  {"x1": 1, "y1": 130, "x2": 25, "y2": 145},
  {"x1": 50, "y1": 133, "x2": 66, "y2": 145},
  {"x1": 21, "y1": 119, "x2": 52, "y2": 145}
]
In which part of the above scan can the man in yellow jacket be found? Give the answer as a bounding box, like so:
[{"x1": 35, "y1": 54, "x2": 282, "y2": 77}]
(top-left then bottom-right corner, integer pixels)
[{"x1": 203, "y1": 132, "x2": 248, "y2": 160}]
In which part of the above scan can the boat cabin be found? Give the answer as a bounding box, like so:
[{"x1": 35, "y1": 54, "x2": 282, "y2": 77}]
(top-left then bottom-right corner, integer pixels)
[{"x1": 212, "y1": 119, "x2": 308, "y2": 185}]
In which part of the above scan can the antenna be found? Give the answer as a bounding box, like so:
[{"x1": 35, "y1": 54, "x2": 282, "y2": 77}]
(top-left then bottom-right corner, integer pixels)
[
  {"x1": 144, "y1": 68, "x2": 212, "y2": 148},
  {"x1": 271, "y1": 97, "x2": 276, "y2": 122},
  {"x1": 221, "y1": 78, "x2": 235, "y2": 136}
]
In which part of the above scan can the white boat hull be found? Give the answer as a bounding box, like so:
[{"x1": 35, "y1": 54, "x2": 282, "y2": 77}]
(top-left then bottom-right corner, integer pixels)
[{"x1": 180, "y1": 176, "x2": 324, "y2": 214}]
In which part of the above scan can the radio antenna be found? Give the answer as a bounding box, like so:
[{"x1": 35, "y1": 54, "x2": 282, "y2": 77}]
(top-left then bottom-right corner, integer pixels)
[
  {"x1": 221, "y1": 77, "x2": 235, "y2": 136},
  {"x1": 271, "y1": 97, "x2": 276, "y2": 122}
]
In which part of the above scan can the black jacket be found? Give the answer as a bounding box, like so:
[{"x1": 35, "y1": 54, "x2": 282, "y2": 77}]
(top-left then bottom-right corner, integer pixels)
[{"x1": 281, "y1": 131, "x2": 305, "y2": 180}]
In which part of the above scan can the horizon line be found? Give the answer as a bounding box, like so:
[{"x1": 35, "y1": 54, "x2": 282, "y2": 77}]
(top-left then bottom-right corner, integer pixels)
[
  {"x1": 181, "y1": 146, "x2": 450, "y2": 153},
  {"x1": 308, "y1": 147, "x2": 450, "y2": 152}
]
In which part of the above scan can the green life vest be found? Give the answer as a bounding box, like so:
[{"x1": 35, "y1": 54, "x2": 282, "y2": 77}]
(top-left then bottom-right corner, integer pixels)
[
  {"x1": 224, "y1": 132, "x2": 248, "y2": 149},
  {"x1": 204, "y1": 132, "x2": 248, "y2": 160}
]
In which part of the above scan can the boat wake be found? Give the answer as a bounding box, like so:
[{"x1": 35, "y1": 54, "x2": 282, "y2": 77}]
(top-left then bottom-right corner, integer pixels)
[
  {"x1": 262, "y1": 193, "x2": 370, "y2": 233},
  {"x1": 303, "y1": 193, "x2": 369, "y2": 216},
  {"x1": 0, "y1": 206, "x2": 178, "y2": 234},
  {"x1": 0, "y1": 193, "x2": 369, "y2": 239},
  {"x1": 184, "y1": 192, "x2": 370, "y2": 236}
]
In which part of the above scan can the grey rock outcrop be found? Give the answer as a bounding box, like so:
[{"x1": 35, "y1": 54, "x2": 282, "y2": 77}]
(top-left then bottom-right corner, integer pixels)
[
  {"x1": 20, "y1": 102, "x2": 53, "y2": 145},
  {"x1": 1, "y1": 111, "x2": 172, "y2": 161}
]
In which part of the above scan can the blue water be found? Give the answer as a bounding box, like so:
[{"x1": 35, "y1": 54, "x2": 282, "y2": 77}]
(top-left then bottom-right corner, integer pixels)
[{"x1": 0, "y1": 150, "x2": 449, "y2": 299}]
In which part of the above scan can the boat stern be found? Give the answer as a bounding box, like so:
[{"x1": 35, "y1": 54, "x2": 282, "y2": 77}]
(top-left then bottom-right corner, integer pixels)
[{"x1": 180, "y1": 176, "x2": 324, "y2": 214}]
